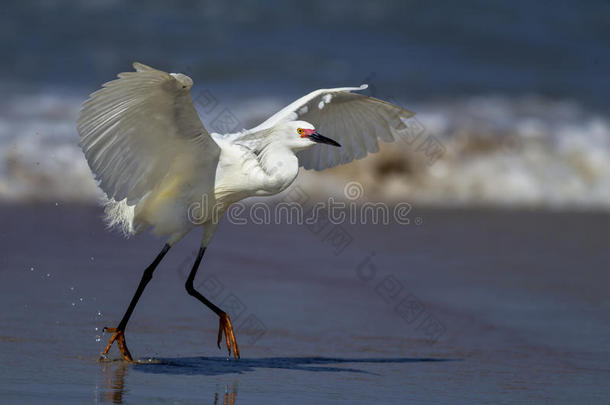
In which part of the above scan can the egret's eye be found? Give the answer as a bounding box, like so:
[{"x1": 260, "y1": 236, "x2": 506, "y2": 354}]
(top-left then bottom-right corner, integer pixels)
[{"x1": 297, "y1": 128, "x2": 304, "y2": 135}]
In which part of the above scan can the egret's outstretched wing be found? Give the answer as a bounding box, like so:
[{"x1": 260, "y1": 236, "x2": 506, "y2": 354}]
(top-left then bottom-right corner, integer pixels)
[
  {"x1": 77, "y1": 62, "x2": 219, "y2": 204},
  {"x1": 252, "y1": 86, "x2": 415, "y2": 170}
]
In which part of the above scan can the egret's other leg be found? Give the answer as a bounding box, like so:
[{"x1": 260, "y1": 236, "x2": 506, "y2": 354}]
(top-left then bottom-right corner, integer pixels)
[
  {"x1": 101, "y1": 243, "x2": 171, "y2": 362},
  {"x1": 185, "y1": 247, "x2": 240, "y2": 359}
]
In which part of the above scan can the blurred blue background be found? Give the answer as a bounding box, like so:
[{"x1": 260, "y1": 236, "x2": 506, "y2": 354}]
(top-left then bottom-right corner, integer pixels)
[
  {"x1": 3, "y1": 0, "x2": 609, "y2": 107},
  {"x1": 1, "y1": 0, "x2": 609, "y2": 205}
]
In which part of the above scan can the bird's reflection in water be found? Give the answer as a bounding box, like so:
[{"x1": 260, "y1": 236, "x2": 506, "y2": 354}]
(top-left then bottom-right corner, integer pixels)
[
  {"x1": 98, "y1": 356, "x2": 453, "y2": 402},
  {"x1": 214, "y1": 381, "x2": 238, "y2": 405},
  {"x1": 100, "y1": 361, "x2": 128, "y2": 403},
  {"x1": 99, "y1": 361, "x2": 238, "y2": 404}
]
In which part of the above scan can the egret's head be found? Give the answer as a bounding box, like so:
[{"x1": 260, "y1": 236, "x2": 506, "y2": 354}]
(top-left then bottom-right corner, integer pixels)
[{"x1": 280, "y1": 121, "x2": 341, "y2": 151}]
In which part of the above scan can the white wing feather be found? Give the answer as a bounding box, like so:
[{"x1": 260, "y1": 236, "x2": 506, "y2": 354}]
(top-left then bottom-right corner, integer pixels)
[
  {"x1": 77, "y1": 62, "x2": 219, "y2": 204},
  {"x1": 247, "y1": 85, "x2": 415, "y2": 170}
]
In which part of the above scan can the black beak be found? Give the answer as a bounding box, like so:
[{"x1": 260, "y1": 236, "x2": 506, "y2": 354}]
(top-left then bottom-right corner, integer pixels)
[{"x1": 309, "y1": 131, "x2": 341, "y2": 147}]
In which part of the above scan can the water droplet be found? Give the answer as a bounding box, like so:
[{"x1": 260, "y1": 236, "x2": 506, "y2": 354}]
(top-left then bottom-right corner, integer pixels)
[
  {"x1": 95, "y1": 335, "x2": 101, "y2": 342},
  {"x1": 30, "y1": 267, "x2": 34, "y2": 272},
  {"x1": 46, "y1": 273, "x2": 51, "y2": 278},
  {"x1": 69, "y1": 286, "x2": 74, "y2": 291},
  {"x1": 79, "y1": 297, "x2": 84, "y2": 302},
  {"x1": 97, "y1": 311, "x2": 102, "y2": 317},
  {"x1": 55, "y1": 202, "x2": 59, "y2": 206},
  {"x1": 95, "y1": 327, "x2": 99, "y2": 331},
  {"x1": 90, "y1": 256, "x2": 95, "y2": 261},
  {"x1": 71, "y1": 302, "x2": 76, "y2": 306}
]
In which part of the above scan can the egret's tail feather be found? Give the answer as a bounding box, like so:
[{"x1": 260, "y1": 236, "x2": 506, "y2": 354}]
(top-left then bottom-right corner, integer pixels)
[{"x1": 103, "y1": 198, "x2": 136, "y2": 237}]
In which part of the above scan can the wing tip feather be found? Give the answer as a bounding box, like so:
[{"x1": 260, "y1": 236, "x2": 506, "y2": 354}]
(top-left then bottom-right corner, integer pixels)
[{"x1": 132, "y1": 62, "x2": 156, "y2": 72}]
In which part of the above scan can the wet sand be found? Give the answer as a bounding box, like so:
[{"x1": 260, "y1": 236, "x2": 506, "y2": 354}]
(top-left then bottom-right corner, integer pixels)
[{"x1": 1, "y1": 203, "x2": 609, "y2": 403}]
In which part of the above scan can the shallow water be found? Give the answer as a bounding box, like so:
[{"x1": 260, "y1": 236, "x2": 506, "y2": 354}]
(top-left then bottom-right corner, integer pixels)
[{"x1": 1, "y1": 204, "x2": 609, "y2": 403}]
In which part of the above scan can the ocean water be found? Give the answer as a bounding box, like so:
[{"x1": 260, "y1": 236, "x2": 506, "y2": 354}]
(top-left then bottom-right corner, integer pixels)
[
  {"x1": 1, "y1": 0, "x2": 609, "y2": 208},
  {"x1": 2, "y1": 90, "x2": 609, "y2": 209}
]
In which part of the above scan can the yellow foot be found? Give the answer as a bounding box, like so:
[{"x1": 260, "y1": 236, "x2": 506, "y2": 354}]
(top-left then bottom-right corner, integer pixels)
[
  {"x1": 100, "y1": 327, "x2": 133, "y2": 362},
  {"x1": 218, "y1": 313, "x2": 240, "y2": 360}
]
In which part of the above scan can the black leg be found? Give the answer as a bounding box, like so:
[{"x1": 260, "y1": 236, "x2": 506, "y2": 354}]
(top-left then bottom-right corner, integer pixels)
[
  {"x1": 185, "y1": 247, "x2": 222, "y2": 315},
  {"x1": 185, "y1": 247, "x2": 240, "y2": 359},
  {"x1": 116, "y1": 243, "x2": 171, "y2": 331},
  {"x1": 101, "y1": 243, "x2": 171, "y2": 361}
]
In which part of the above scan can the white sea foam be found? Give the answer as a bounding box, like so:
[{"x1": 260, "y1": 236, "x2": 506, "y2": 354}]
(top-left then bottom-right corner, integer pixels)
[
  {"x1": 297, "y1": 95, "x2": 610, "y2": 210},
  {"x1": 1, "y1": 90, "x2": 608, "y2": 210}
]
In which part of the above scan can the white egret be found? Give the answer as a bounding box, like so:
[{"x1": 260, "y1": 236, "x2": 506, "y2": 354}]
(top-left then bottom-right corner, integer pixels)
[{"x1": 77, "y1": 62, "x2": 414, "y2": 361}]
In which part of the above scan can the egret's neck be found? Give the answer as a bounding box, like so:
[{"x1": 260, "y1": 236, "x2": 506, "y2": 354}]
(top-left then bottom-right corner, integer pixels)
[{"x1": 257, "y1": 142, "x2": 299, "y2": 194}]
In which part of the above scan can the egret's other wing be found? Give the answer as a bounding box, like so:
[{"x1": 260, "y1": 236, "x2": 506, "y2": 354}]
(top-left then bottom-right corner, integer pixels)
[
  {"x1": 252, "y1": 86, "x2": 415, "y2": 171},
  {"x1": 77, "y1": 62, "x2": 219, "y2": 204}
]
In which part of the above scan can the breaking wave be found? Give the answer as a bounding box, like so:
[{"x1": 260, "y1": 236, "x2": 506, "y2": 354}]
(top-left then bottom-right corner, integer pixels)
[{"x1": 1, "y1": 89, "x2": 609, "y2": 210}]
